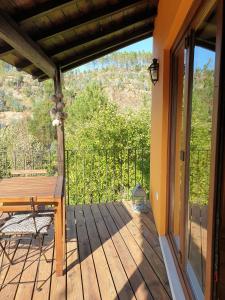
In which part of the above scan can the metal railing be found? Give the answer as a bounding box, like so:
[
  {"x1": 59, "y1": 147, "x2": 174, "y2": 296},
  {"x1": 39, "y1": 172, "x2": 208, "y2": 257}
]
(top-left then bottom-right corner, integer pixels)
[
  {"x1": 0, "y1": 147, "x2": 211, "y2": 205},
  {"x1": 0, "y1": 148, "x2": 150, "y2": 205},
  {"x1": 0, "y1": 150, "x2": 56, "y2": 177},
  {"x1": 65, "y1": 148, "x2": 150, "y2": 204},
  {"x1": 189, "y1": 148, "x2": 211, "y2": 205}
]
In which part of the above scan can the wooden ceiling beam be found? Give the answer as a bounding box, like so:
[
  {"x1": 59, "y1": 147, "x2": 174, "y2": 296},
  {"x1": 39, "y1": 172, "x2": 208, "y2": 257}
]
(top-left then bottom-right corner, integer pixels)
[
  {"x1": 36, "y1": 28, "x2": 152, "y2": 80},
  {"x1": 50, "y1": 13, "x2": 154, "y2": 58},
  {"x1": 59, "y1": 23, "x2": 153, "y2": 69},
  {"x1": 29, "y1": 0, "x2": 149, "y2": 42},
  {"x1": 15, "y1": 0, "x2": 75, "y2": 24},
  {"x1": 0, "y1": 11, "x2": 56, "y2": 78},
  {"x1": 17, "y1": 16, "x2": 153, "y2": 70},
  {"x1": 62, "y1": 32, "x2": 152, "y2": 72},
  {"x1": 0, "y1": 0, "x2": 152, "y2": 57}
]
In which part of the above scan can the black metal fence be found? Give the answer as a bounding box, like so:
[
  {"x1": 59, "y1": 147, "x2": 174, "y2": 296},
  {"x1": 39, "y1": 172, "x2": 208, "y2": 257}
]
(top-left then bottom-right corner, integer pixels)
[
  {"x1": 189, "y1": 148, "x2": 211, "y2": 205},
  {"x1": 0, "y1": 150, "x2": 56, "y2": 177},
  {"x1": 65, "y1": 148, "x2": 150, "y2": 204},
  {"x1": 0, "y1": 148, "x2": 150, "y2": 205},
  {"x1": 0, "y1": 148, "x2": 211, "y2": 205}
]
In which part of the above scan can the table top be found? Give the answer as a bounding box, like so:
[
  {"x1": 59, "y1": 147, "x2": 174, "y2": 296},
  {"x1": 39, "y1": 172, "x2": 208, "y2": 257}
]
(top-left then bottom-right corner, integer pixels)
[{"x1": 0, "y1": 176, "x2": 64, "y2": 200}]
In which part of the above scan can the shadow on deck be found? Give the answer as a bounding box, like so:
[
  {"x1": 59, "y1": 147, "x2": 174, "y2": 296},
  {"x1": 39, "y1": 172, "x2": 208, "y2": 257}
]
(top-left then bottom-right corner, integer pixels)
[{"x1": 0, "y1": 201, "x2": 171, "y2": 300}]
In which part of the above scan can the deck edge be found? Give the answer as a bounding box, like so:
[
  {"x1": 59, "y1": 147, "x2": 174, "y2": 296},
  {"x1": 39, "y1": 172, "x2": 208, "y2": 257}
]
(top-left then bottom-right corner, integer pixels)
[{"x1": 159, "y1": 236, "x2": 186, "y2": 300}]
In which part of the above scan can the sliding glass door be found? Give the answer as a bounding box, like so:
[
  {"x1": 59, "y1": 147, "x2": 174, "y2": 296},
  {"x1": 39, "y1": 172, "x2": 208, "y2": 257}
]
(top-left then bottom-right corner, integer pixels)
[
  {"x1": 169, "y1": 41, "x2": 187, "y2": 258},
  {"x1": 169, "y1": 3, "x2": 217, "y2": 299},
  {"x1": 186, "y1": 16, "x2": 216, "y2": 298}
]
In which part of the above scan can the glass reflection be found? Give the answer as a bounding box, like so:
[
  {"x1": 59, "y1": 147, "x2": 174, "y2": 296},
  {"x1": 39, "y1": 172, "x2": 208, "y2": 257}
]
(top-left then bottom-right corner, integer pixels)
[{"x1": 186, "y1": 8, "x2": 216, "y2": 296}]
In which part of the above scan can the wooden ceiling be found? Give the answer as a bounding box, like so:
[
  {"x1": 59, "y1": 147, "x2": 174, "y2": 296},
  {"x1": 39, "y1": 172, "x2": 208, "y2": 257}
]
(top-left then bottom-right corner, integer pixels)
[{"x1": 0, "y1": 0, "x2": 158, "y2": 81}]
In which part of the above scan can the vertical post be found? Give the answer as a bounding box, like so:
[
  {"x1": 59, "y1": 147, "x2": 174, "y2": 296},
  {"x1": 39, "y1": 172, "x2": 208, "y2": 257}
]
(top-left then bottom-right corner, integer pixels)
[
  {"x1": 66, "y1": 150, "x2": 70, "y2": 205},
  {"x1": 53, "y1": 69, "x2": 66, "y2": 269},
  {"x1": 54, "y1": 69, "x2": 65, "y2": 178}
]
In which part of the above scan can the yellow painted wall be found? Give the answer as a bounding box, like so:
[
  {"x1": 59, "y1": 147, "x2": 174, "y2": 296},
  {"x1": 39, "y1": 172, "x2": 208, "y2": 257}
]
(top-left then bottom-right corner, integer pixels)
[{"x1": 150, "y1": 0, "x2": 195, "y2": 235}]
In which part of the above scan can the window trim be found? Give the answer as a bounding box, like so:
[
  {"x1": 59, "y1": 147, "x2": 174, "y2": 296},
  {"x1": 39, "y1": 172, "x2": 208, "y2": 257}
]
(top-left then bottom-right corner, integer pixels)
[{"x1": 166, "y1": 1, "x2": 221, "y2": 299}]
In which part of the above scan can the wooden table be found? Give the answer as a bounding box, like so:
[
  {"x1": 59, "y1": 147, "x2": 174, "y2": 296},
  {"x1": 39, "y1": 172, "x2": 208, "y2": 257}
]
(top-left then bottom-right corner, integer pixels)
[{"x1": 0, "y1": 176, "x2": 65, "y2": 276}]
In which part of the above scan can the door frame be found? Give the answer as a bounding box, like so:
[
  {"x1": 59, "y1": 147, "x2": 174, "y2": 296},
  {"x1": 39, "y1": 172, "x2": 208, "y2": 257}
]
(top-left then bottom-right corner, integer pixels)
[
  {"x1": 166, "y1": 1, "x2": 223, "y2": 299},
  {"x1": 212, "y1": 0, "x2": 225, "y2": 298}
]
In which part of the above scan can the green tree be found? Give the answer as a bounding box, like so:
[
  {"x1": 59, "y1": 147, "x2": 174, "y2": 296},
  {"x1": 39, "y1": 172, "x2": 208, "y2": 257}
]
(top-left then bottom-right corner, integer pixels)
[
  {"x1": 65, "y1": 82, "x2": 150, "y2": 204},
  {"x1": 190, "y1": 64, "x2": 214, "y2": 205},
  {"x1": 28, "y1": 99, "x2": 54, "y2": 148}
]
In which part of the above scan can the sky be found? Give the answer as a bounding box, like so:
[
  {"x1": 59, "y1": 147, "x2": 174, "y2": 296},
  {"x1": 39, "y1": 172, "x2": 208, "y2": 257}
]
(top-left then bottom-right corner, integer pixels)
[
  {"x1": 117, "y1": 38, "x2": 152, "y2": 52},
  {"x1": 76, "y1": 37, "x2": 215, "y2": 72},
  {"x1": 194, "y1": 46, "x2": 215, "y2": 70},
  {"x1": 77, "y1": 37, "x2": 153, "y2": 72}
]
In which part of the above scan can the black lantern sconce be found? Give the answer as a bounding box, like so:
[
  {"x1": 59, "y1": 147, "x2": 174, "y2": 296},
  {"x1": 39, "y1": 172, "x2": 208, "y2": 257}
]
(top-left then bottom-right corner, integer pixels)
[{"x1": 148, "y1": 58, "x2": 159, "y2": 85}]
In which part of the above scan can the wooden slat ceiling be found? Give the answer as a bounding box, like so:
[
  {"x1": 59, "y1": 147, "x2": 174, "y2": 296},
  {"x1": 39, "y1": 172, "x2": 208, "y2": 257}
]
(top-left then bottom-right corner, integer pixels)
[{"x1": 0, "y1": 0, "x2": 158, "y2": 81}]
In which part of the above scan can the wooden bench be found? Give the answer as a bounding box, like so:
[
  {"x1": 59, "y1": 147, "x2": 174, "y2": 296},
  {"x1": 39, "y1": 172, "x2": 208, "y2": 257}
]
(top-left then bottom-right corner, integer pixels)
[{"x1": 11, "y1": 169, "x2": 47, "y2": 176}]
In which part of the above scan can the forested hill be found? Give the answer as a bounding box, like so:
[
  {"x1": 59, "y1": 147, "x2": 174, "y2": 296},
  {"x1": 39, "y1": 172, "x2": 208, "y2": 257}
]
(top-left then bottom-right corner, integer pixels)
[{"x1": 0, "y1": 51, "x2": 152, "y2": 123}]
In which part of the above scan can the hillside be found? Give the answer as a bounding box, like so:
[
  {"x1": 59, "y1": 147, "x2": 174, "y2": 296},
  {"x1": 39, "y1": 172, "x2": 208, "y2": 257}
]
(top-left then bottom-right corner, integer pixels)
[{"x1": 0, "y1": 51, "x2": 152, "y2": 128}]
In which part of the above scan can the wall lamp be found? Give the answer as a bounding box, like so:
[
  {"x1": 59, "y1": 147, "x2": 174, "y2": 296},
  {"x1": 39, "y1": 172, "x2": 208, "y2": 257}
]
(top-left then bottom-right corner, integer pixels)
[{"x1": 148, "y1": 58, "x2": 159, "y2": 85}]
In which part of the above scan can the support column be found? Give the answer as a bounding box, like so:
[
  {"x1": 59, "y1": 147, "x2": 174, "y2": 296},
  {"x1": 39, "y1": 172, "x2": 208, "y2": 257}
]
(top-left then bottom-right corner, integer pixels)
[{"x1": 53, "y1": 69, "x2": 65, "y2": 177}]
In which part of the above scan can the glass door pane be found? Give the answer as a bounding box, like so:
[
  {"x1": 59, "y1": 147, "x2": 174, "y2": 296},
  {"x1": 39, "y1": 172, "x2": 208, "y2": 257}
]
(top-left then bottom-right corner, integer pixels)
[
  {"x1": 186, "y1": 8, "x2": 216, "y2": 299},
  {"x1": 169, "y1": 43, "x2": 187, "y2": 254}
]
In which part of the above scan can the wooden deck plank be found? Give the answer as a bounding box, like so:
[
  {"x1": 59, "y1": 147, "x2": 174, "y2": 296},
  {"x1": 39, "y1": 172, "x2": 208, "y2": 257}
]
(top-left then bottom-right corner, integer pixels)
[
  {"x1": 98, "y1": 203, "x2": 153, "y2": 300},
  {"x1": 115, "y1": 203, "x2": 169, "y2": 278},
  {"x1": 0, "y1": 241, "x2": 15, "y2": 288},
  {"x1": 0, "y1": 239, "x2": 31, "y2": 299},
  {"x1": 50, "y1": 243, "x2": 66, "y2": 300},
  {"x1": 0, "y1": 203, "x2": 171, "y2": 300},
  {"x1": 91, "y1": 203, "x2": 135, "y2": 300},
  {"x1": 15, "y1": 239, "x2": 41, "y2": 300},
  {"x1": 66, "y1": 206, "x2": 83, "y2": 300},
  {"x1": 49, "y1": 247, "x2": 66, "y2": 300},
  {"x1": 104, "y1": 203, "x2": 170, "y2": 299},
  {"x1": 74, "y1": 205, "x2": 101, "y2": 300},
  {"x1": 189, "y1": 205, "x2": 203, "y2": 289},
  {"x1": 122, "y1": 201, "x2": 163, "y2": 260},
  {"x1": 32, "y1": 229, "x2": 54, "y2": 300},
  {"x1": 82, "y1": 204, "x2": 118, "y2": 300},
  {"x1": 124, "y1": 201, "x2": 159, "y2": 235},
  {"x1": 113, "y1": 202, "x2": 171, "y2": 296}
]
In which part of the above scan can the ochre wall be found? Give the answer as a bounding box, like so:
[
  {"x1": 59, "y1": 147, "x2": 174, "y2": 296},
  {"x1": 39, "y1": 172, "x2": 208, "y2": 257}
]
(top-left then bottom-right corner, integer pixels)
[{"x1": 150, "y1": 0, "x2": 195, "y2": 235}]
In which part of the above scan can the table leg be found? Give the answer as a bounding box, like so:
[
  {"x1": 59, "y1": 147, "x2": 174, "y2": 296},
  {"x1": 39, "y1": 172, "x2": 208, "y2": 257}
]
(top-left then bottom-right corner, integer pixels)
[{"x1": 55, "y1": 200, "x2": 64, "y2": 276}]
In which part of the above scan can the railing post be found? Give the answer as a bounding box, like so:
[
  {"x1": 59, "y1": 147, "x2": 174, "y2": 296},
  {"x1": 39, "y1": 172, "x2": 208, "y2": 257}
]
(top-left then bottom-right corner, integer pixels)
[
  {"x1": 141, "y1": 148, "x2": 144, "y2": 186},
  {"x1": 134, "y1": 148, "x2": 137, "y2": 186},
  {"x1": 66, "y1": 150, "x2": 70, "y2": 205},
  {"x1": 127, "y1": 148, "x2": 130, "y2": 200},
  {"x1": 106, "y1": 149, "x2": 108, "y2": 202}
]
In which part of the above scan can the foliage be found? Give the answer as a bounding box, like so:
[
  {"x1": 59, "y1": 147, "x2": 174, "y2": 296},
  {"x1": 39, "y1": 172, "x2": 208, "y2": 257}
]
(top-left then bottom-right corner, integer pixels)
[
  {"x1": 0, "y1": 120, "x2": 56, "y2": 177},
  {"x1": 189, "y1": 64, "x2": 214, "y2": 205},
  {"x1": 82, "y1": 51, "x2": 151, "y2": 70},
  {"x1": 66, "y1": 148, "x2": 149, "y2": 204},
  {"x1": 0, "y1": 52, "x2": 152, "y2": 203},
  {"x1": 28, "y1": 98, "x2": 55, "y2": 148},
  {"x1": 0, "y1": 50, "x2": 215, "y2": 206},
  {"x1": 65, "y1": 82, "x2": 150, "y2": 203}
]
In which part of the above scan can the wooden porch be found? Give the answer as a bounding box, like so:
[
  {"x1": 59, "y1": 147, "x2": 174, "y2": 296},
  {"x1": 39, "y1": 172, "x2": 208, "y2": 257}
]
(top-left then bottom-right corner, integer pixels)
[{"x1": 0, "y1": 201, "x2": 171, "y2": 300}]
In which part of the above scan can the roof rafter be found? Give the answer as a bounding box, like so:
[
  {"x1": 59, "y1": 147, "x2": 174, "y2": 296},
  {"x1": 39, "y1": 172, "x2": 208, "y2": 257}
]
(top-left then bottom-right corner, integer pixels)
[
  {"x1": 17, "y1": 15, "x2": 153, "y2": 70},
  {"x1": 0, "y1": 10, "x2": 56, "y2": 78},
  {"x1": 50, "y1": 11, "x2": 154, "y2": 58},
  {"x1": 62, "y1": 32, "x2": 152, "y2": 72},
  {"x1": 15, "y1": 0, "x2": 75, "y2": 23},
  {"x1": 36, "y1": 26, "x2": 152, "y2": 80},
  {"x1": 59, "y1": 23, "x2": 153, "y2": 69},
  {"x1": 0, "y1": 0, "x2": 151, "y2": 57},
  {"x1": 38, "y1": 31, "x2": 151, "y2": 81}
]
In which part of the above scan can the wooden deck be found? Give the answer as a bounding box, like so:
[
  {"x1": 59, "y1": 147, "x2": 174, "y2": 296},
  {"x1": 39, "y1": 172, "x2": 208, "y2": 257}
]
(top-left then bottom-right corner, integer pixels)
[{"x1": 0, "y1": 201, "x2": 171, "y2": 300}]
